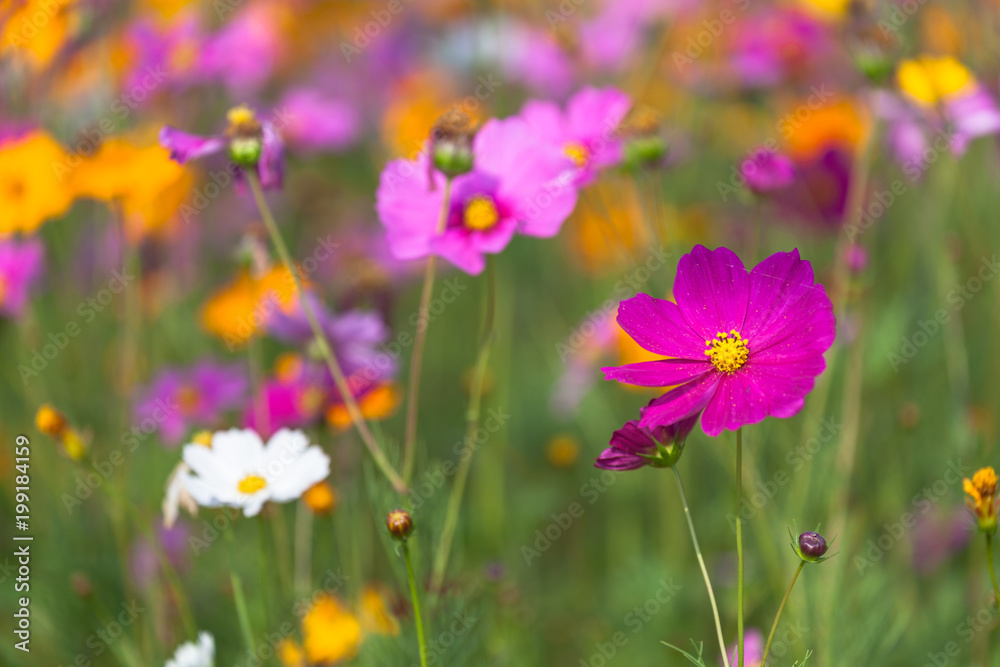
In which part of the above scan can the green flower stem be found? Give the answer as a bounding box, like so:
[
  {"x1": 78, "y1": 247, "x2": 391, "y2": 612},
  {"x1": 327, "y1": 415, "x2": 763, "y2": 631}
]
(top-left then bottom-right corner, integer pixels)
[
  {"x1": 736, "y1": 426, "x2": 745, "y2": 667},
  {"x1": 430, "y1": 258, "x2": 496, "y2": 592},
  {"x1": 672, "y1": 466, "x2": 730, "y2": 667},
  {"x1": 245, "y1": 171, "x2": 407, "y2": 494},
  {"x1": 403, "y1": 177, "x2": 453, "y2": 483},
  {"x1": 403, "y1": 541, "x2": 429, "y2": 667},
  {"x1": 226, "y1": 529, "x2": 256, "y2": 657},
  {"x1": 986, "y1": 534, "x2": 1000, "y2": 607},
  {"x1": 762, "y1": 561, "x2": 805, "y2": 666}
]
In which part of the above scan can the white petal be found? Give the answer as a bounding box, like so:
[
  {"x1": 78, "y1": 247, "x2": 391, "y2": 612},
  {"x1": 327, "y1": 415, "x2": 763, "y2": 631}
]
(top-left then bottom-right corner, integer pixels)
[
  {"x1": 268, "y1": 446, "x2": 331, "y2": 502},
  {"x1": 212, "y1": 428, "x2": 265, "y2": 465}
]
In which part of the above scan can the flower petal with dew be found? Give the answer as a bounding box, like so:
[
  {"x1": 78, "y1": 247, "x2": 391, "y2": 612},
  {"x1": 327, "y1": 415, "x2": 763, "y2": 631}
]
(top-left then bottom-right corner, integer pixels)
[
  {"x1": 603, "y1": 246, "x2": 835, "y2": 437},
  {"x1": 180, "y1": 428, "x2": 330, "y2": 517}
]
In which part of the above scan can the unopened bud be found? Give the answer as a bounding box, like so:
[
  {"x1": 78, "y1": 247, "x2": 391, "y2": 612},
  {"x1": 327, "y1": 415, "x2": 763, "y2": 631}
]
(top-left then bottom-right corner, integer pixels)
[
  {"x1": 386, "y1": 509, "x2": 413, "y2": 540},
  {"x1": 431, "y1": 108, "x2": 476, "y2": 178}
]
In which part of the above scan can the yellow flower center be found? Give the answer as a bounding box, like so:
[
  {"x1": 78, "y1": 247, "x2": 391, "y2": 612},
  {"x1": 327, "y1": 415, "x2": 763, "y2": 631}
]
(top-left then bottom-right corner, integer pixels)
[
  {"x1": 238, "y1": 475, "x2": 268, "y2": 494},
  {"x1": 463, "y1": 195, "x2": 499, "y2": 231},
  {"x1": 565, "y1": 141, "x2": 589, "y2": 167},
  {"x1": 227, "y1": 105, "x2": 257, "y2": 128},
  {"x1": 704, "y1": 330, "x2": 750, "y2": 374}
]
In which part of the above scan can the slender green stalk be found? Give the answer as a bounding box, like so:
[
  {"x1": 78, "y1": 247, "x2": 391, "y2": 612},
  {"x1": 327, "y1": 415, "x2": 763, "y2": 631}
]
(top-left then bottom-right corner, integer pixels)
[
  {"x1": 430, "y1": 259, "x2": 496, "y2": 591},
  {"x1": 986, "y1": 534, "x2": 1000, "y2": 607},
  {"x1": 762, "y1": 561, "x2": 805, "y2": 666},
  {"x1": 403, "y1": 542, "x2": 429, "y2": 667},
  {"x1": 672, "y1": 466, "x2": 729, "y2": 667},
  {"x1": 403, "y1": 178, "x2": 453, "y2": 482},
  {"x1": 294, "y1": 500, "x2": 313, "y2": 600},
  {"x1": 245, "y1": 171, "x2": 407, "y2": 493},
  {"x1": 257, "y1": 519, "x2": 273, "y2": 629},
  {"x1": 736, "y1": 427, "x2": 745, "y2": 667},
  {"x1": 226, "y1": 529, "x2": 256, "y2": 656}
]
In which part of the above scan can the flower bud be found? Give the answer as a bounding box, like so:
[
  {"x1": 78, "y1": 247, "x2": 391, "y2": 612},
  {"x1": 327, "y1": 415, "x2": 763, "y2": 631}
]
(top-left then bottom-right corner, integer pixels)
[
  {"x1": 621, "y1": 106, "x2": 667, "y2": 171},
  {"x1": 226, "y1": 105, "x2": 264, "y2": 168},
  {"x1": 386, "y1": 509, "x2": 413, "y2": 540},
  {"x1": 798, "y1": 531, "x2": 829, "y2": 560},
  {"x1": 430, "y1": 108, "x2": 476, "y2": 178}
]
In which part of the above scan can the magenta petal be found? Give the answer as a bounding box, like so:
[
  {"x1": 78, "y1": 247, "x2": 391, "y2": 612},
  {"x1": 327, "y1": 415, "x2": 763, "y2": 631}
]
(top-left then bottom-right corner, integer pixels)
[
  {"x1": 375, "y1": 154, "x2": 447, "y2": 262},
  {"x1": 700, "y1": 373, "x2": 770, "y2": 436},
  {"x1": 603, "y1": 359, "x2": 710, "y2": 387},
  {"x1": 639, "y1": 372, "x2": 721, "y2": 430},
  {"x1": 743, "y1": 356, "x2": 825, "y2": 419},
  {"x1": 159, "y1": 126, "x2": 225, "y2": 163},
  {"x1": 615, "y1": 293, "x2": 706, "y2": 358},
  {"x1": 673, "y1": 245, "x2": 751, "y2": 338}
]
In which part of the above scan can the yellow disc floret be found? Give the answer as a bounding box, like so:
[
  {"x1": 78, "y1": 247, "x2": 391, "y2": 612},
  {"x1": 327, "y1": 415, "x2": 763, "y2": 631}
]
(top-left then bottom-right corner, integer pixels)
[
  {"x1": 704, "y1": 330, "x2": 750, "y2": 374},
  {"x1": 565, "y1": 141, "x2": 589, "y2": 167},
  {"x1": 463, "y1": 195, "x2": 499, "y2": 231},
  {"x1": 965, "y1": 466, "x2": 998, "y2": 533},
  {"x1": 238, "y1": 474, "x2": 268, "y2": 494},
  {"x1": 226, "y1": 105, "x2": 259, "y2": 132}
]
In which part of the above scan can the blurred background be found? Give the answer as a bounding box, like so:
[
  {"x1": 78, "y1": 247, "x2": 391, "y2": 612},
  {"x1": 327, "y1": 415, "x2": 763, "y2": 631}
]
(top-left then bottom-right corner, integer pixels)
[{"x1": 0, "y1": 0, "x2": 999, "y2": 665}]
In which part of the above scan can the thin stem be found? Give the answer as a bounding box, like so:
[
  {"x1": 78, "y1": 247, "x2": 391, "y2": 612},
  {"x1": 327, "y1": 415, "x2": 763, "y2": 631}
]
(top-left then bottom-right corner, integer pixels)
[
  {"x1": 403, "y1": 542, "x2": 429, "y2": 667},
  {"x1": 294, "y1": 500, "x2": 313, "y2": 600},
  {"x1": 672, "y1": 466, "x2": 729, "y2": 667},
  {"x1": 986, "y1": 534, "x2": 1000, "y2": 607},
  {"x1": 226, "y1": 529, "x2": 256, "y2": 656},
  {"x1": 736, "y1": 427, "x2": 745, "y2": 667},
  {"x1": 430, "y1": 258, "x2": 496, "y2": 591},
  {"x1": 762, "y1": 561, "x2": 805, "y2": 666},
  {"x1": 245, "y1": 171, "x2": 407, "y2": 494},
  {"x1": 403, "y1": 178, "x2": 453, "y2": 482},
  {"x1": 257, "y1": 518, "x2": 273, "y2": 630}
]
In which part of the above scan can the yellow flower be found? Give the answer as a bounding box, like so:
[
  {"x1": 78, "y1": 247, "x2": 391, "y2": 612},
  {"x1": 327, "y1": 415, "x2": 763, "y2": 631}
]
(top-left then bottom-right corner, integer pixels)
[
  {"x1": 358, "y1": 585, "x2": 400, "y2": 636},
  {"x1": 72, "y1": 136, "x2": 193, "y2": 240},
  {"x1": 0, "y1": 132, "x2": 77, "y2": 235},
  {"x1": 302, "y1": 595, "x2": 361, "y2": 664},
  {"x1": 277, "y1": 639, "x2": 306, "y2": 667},
  {"x1": 965, "y1": 467, "x2": 998, "y2": 534},
  {"x1": 200, "y1": 267, "x2": 298, "y2": 347},
  {"x1": 897, "y1": 55, "x2": 974, "y2": 106},
  {"x1": 34, "y1": 404, "x2": 86, "y2": 460},
  {"x1": 546, "y1": 435, "x2": 580, "y2": 468},
  {"x1": 0, "y1": 0, "x2": 79, "y2": 68},
  {"x1": 325, "y1": 382, "x2": 402, "y2": 432}
]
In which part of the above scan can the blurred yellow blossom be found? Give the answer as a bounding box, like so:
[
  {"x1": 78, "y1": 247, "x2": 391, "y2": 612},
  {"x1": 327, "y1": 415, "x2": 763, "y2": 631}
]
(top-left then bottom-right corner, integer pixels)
[
  {"x1": 897, "y1": 55, "x2": 974, "y2": 106},
  {"x1": 0, "y1": 132, "x2": 78, "y2": 235},
  {"x1": 200, "y1": 267, "x2": 298, "y2": 346},
  {"x1": 302, "y1": 595, "x2": 362, "y2": 664},
  {"x1": 358, "y1": 585, "x2": 400, "y2": 636}
]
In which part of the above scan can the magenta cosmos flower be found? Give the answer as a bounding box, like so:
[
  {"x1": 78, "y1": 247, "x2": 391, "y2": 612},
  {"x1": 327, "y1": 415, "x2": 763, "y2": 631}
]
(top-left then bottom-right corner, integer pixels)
[
  {"x1": 376, "y1": 116, "x2": 578, "y2": 275},
  {"x1": 725, "y1": 628, "x2": 764, "y2": 667},
  {"x1": 160, "y1": 105, "x2": 284, "y2": 189},
  {"x1": 0, "y1": 236, "x2": 44, "y2": 318},
  {"x1": 134, "y1": 361, "x2": 248, "y2": 445},
  {"x1": 740, "y1": 148, "x2": 795, "y2": 193},
  {"x1": 603, "y1": 246, "x2": 835, "y2": 437},
  {"x1": 595, "y1": 411, "x2": 698, "y2": 471},
  {"x1": 521, "y1": 86, "x2": 631, "y2": 186}
]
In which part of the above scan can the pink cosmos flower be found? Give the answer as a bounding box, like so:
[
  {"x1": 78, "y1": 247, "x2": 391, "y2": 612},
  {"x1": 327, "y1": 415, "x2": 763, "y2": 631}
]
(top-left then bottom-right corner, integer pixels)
[
  {"x1": 603, "y1": 246, "x2": 835, "y2": 437},
  {"x1": 376, "y1": 117, "x2": 578, "y2": 274},
  {"x1": 740, "y1": 148, "x2": 795, "y2": 193},
  {"x1": 595, "y1": 411, "x2": 698, "y2": 470},
  {"x1": 0, "y1": 236, "x2": 44, "y2": 318},
  {"x1": 521, "y1": 87, "x2": 631, "y2": 187},
  {"x1": 279, "y1": 88, "x2": 359, "y2": 153},
  {"x1": 244, "y1": 361, "x2": 329, "y2": 436},
  {"x1": 725, "y1": 628, "x2": 765, "y2": 667},
  {"x1": 134, "y1": 361, "x2": 249, "y2": 445}
]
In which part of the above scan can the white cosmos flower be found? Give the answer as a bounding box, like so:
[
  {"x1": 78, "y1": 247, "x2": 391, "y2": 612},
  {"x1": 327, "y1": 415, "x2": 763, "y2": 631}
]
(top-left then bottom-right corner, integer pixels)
[
  {"x1": 180, "y1": 428, "x2": 330, "y2": 517},
  {"x1": 166, "y1": 631, "x2": 214, "y2": 667}
]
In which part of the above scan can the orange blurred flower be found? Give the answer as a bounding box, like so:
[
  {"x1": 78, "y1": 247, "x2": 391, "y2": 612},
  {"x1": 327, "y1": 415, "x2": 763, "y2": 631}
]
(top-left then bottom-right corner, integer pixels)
[
  {"x1": 200, "y1": 266, "x2": 298, "y2": 347},
  {"x1": 0, "y1": 132, "x2": 77, "y2": 235}
]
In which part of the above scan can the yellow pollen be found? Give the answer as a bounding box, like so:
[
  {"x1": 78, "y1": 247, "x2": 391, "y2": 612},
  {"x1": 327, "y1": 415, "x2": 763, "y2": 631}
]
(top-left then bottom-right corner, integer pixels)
[
  {"x1": 704, "y1": 330, "x2": 750, "y2": 374},
  {"x1": 238, "y1": 475, "x2": 267, "y2": 494},
  {"x1": 463, "y1": 195, "x2": 499, "y2": 231},
  {"x1": 565, "y1": 142, "x2": 589, "y2": 167},
  {"x1": 227, "y1": 105, "x2": 257, "y2": 127}
]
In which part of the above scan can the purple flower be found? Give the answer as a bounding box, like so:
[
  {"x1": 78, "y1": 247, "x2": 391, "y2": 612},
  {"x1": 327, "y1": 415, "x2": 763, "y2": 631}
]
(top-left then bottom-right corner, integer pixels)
[
  {"x1": 603, "y1": 246, "x2": 835, "y2": 437},
  {"x1": 725, "y1": 628, "x2": 765, "y2": 667},
  {"x1": 0, "y1": 236, "x2": 44, "y2": 318},
  {"x1": 134, "y1": 361, "x2": 249, "y2": 445},
  {"x1": 521, "y1": 87, "x2": 632, "y2": 186},
  {"x1": 279, "y1": 88, "x2": 360, "y2": 153},
  {"x1": 775, "y1": 146, "x2": 852, "y2": 229},
  {"x1": 120, "y1": 14, "x2": 203, "y2": 98},
  {"x1": 595, "y1": 412, "x2": 698, "y2": 470},
  {"x1": 740, "y1": 148, "x2": 795, "y2": 193},
  {"x1": 376, "y1": 116, "x2": 578, "y2": 275},
  {"x1": 130, "y1": 520, "x2": 190, "y2": 589},
  {"x1": 196, "y1": 2, "x2": 282, "y2": 95},
  {"x1": 160, "y1": 105, "x2": 284, "y2": 189},
  {"x1": 244, "y1": 362, "x2": 329, "y2": 436}
]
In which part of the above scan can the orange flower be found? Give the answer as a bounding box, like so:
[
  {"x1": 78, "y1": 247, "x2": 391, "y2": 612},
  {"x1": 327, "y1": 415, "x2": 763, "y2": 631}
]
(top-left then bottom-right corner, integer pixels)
[
  {"x1": 0, "y1": 132, "x2": 77, "y2": 235},
  {"x1": 964, "y1": 467, "x2": 998, "y2": 534},
  {"x1": 200, "y1": 267, "x2": 298, "y2": 348},
  {"x1": 302, "y1": 595, "x2": 361, "y2": 664},
  {"x1": 783, "y1": 100, "x2": 868, "y2": 161},
  {"x1": 546, "y1": 434, "x2": 580, "y2": 468},
  {"x1": 302, "y1": 481, "x2": 337, "y2": 515},
  {"x1": 0, "y1": 0, "x2": 79, "y2": 68},
  {"x1": 358, "y1": 585, "x2": 400, "y2": 636},
  {"x1": 72, "y1": 136, "x2": 193, "y2": 240},
  {"x1": 326, "y1": 382, "x2": 402, "y2": 432}
]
